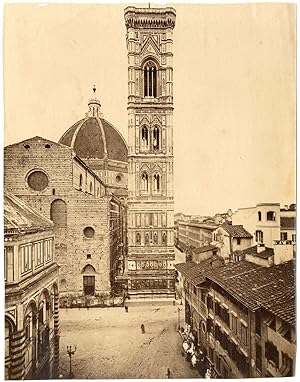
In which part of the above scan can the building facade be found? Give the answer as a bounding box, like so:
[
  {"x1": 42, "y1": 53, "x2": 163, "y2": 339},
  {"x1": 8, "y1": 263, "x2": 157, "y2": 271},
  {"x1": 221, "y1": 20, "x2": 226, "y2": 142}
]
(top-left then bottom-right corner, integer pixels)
[
  {"x1": 4, "y1": 136, "x2": 126, "y2": 301},
  {"x1": 211, "y1": 222, "x2": 253, "y2": 261},
  {"x1": 232, "y1": 203, "x2": 281, "y2": 248},
  {"x1": 124, "y1": 6, "x2": 176, "y2": 297},
  {"x1": 5, "y1": 192, "x2": 60, "y2": 380},
  {"x1": 175, "y1": 254, "x2": 296, "y2": 378},
  {"x1": 176, "y1": 221, "x2": 219, "y2": 252}
]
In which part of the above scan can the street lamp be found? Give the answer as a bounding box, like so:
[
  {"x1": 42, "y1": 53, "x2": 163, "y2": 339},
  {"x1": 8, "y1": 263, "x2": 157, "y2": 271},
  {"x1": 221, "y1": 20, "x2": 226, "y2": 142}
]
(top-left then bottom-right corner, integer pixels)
[
  {"x1": 66, "y1": 345, "x2": 77, "y2": 378},
  {"x1": 177, "y1": 307, "x2": 182, "y2": 331}
]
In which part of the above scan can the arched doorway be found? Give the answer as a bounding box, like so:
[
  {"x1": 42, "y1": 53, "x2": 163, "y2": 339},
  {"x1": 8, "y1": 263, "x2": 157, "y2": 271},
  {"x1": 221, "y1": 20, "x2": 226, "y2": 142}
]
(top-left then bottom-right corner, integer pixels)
[
  {"x1": 50, "y1": 199, "x2": 67, "y2": 228},
  {"x1": 24, "y1": 301, "x2": 38, "y2": 378},
  {"x1": 5, "y1": 317, "x2": 15, "y2": 380},
  {"x1": 82, "y1": 264, "x2": 96, "y2": 296}
]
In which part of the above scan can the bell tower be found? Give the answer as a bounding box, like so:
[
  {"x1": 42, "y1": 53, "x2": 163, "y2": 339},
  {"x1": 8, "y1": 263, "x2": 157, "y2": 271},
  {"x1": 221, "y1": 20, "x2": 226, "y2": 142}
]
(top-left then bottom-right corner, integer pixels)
[{"x1": 124, "y1": 6, "x2": 176, "y2": 298}]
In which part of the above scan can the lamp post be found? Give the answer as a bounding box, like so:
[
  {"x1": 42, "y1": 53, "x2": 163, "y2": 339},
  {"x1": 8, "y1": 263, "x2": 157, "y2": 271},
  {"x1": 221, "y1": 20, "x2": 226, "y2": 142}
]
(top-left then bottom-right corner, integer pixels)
[
  {"x1": 177, "y1": 307, "x2": 182, "y2": 331},
  {"x1": 66, "y1": 345, "x2": 77, "y2": 378}
]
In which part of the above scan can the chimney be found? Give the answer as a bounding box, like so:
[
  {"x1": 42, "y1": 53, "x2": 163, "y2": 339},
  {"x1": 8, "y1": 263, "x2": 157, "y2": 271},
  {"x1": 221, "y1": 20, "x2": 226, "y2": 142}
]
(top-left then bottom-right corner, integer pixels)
[{"x1": 257, "y1": 243, "x2": 265, "y2": 253}]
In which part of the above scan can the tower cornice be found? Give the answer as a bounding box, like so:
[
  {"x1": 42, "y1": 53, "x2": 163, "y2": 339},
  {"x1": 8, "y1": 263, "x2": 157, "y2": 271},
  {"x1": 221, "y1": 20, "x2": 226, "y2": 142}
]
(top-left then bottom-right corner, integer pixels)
[{"x1": 124, "y1": 7, "x2": 176, "y2": 29}]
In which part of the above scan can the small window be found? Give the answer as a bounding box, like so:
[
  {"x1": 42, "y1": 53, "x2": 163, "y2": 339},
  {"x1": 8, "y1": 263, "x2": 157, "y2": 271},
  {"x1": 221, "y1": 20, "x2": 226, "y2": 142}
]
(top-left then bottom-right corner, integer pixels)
[
  {"x1": 90, "y1": 182, "x2": 93, "y2": 193},
  {"x1": 255, "y1": 230, "x2": 264, "y2": 243},
  {"x1": 267, "y1": 211, "x2": 276, "y2": 221},
  {"x1": 236, "y1": 237, "x2": 241, "y2": 245},
  {"x1": 45, "y1": 144, "x2": 51, "y2": 148},
  {"x1": 292, "y1": 234, "x2": 296, "y2": 242},
  {"x1": 280, "y1": 232, "x2": 288, "y2": 241},
  {"x1": 116, "y1": 175, "x2": 122, "y2": 183},
  {"x1": 145, "y1": 233, "x2": 150, "y2": 245},
  {"x1": 83, "y1": 227, "x2": 95, "y2": 239},
  {"x1": 87, "y1": 254, "x2": 91, "y2": 260},
  {"x1": 79, "y1": 174, "x2": 83, "y2": 188},
  {"x1": 241, "y1": 323, "x2": 248, "y2": 346},
  {"x1": 24, "y1": 144, "x2": 30, "y2": 149},
  {"x1": 136, "y1": 232, "x2": 141, "y2": 245}
]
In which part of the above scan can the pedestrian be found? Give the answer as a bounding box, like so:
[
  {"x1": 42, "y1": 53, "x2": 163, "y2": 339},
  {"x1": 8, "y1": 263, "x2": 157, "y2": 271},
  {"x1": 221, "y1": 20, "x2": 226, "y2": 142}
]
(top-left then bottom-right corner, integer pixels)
[
  {"x1": 141, "y1": 323, "x2": 145, "y2": 333},
  {"x1": 167, "y1": 368, "x2": 171, "y2": 378},
  {"x1": 124, "y1": 305, "x2": 128, "y2": 313}
]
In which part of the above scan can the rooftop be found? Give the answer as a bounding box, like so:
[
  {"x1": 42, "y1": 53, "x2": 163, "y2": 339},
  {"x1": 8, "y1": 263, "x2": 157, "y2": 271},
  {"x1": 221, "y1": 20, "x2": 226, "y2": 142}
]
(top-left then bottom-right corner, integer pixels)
[
  {"x1": 4, "y1": 192, "x2": 53, "y2": 234},
  {"x1": 205, "y1": 259, "x2": 295, "y2": 324},
  {"x1": 280, "y1": 216, "x2": 296, "y2": 229},
  {"x1": 174, "y1": 256, "x2": 224, "y2": 286},
  {"x1": 233, "y1": 245, "x2": 274, "y2": 259},
  {"x1": 191, "y1": 245, "x2": 217, "y2": 254},
  {"x1": 221, "y1": 222, "x2": 252, "y2": 238}
]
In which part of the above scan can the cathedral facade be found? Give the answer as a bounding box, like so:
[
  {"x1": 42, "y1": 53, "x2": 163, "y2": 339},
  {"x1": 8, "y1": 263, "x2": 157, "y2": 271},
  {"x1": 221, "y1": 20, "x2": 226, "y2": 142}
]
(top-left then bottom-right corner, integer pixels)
[{"x1": 124, "y1": 6, "x2": 176, "y2": 297}]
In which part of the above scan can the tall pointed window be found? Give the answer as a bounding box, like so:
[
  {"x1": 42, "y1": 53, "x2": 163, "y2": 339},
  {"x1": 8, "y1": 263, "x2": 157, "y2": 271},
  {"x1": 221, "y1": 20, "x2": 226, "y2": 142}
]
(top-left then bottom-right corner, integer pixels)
[
  {"x1": 136, "y1": 232, "x2": 141, "y2": 245},
  {"x1": 153, "y1": 126, "x2": 160, "y2": 150},
  {"x1": 153, "y1": 173, "x2": 160, "y2": 193},
  {"x1": 141, "y1": 172, "x2": 149, "y2": 192},
  {"x1": 144, "y1": 61, "x2": 157, "y2": 97},
  {"x1": 141, "y1": 126, "x2": 149, "y2": 149}
]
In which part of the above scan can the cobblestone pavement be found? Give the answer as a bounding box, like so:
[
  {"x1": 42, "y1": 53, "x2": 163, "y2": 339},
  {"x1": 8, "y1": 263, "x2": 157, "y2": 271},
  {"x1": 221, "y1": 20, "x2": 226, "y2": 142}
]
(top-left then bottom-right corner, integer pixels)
[{"x1": 59, "y1": 305, "x2": 199, "y2": 379}]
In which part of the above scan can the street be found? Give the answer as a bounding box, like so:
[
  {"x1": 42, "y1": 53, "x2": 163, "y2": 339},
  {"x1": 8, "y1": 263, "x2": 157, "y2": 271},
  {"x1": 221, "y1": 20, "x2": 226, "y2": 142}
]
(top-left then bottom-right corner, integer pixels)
[{"x1": 59, "y1": 305, "x2": 199, "y2": 379}]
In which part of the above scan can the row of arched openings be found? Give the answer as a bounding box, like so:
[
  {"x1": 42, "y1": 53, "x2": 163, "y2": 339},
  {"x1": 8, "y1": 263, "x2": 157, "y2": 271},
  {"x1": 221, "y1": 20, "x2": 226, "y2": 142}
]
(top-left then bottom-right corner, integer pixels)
[
  {"x1": 141, "y1": 126, "x2": 160, "y2": 150},
  {"x1": 136, "y1": 231, "x2": 167, "y2": 245},
  {"x1": 5, "y1": 284, "x2": 58, "y2": 379},
  {"x1": 141, "y1": 172, "x2": 161, "y2": 193}
]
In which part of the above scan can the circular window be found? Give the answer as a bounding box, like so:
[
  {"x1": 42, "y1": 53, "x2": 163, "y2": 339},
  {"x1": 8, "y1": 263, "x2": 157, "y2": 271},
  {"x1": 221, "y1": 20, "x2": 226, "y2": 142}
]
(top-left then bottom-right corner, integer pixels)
[
  {"x1": 27, "y1": 170, "x2": 49, "y2": 191},
  {"x1": 83, "y1": 227, "x2": 95, "y2": 238},
  {"x1": 116, "y1": 175, "x2": 122, "y2": 183}
]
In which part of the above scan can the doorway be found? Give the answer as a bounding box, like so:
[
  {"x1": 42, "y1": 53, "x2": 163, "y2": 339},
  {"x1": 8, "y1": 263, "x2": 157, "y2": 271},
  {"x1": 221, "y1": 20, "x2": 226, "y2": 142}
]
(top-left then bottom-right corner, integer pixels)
[{"x1": 83, "y1": 276, "x2": 95, "y2": 295}]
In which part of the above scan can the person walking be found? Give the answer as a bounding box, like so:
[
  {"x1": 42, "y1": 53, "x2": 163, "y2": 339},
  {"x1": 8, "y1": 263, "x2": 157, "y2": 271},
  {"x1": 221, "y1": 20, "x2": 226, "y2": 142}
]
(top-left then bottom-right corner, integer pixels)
[
  {"x1": 167, "y1": 368, "x2": 171, "y2": 378},
  {"x1": 124, "y1": 305, "x2": 128, "y2": 312},
  {"x1": 141, "y1": 323, "x2": 145, "y2": 333}
]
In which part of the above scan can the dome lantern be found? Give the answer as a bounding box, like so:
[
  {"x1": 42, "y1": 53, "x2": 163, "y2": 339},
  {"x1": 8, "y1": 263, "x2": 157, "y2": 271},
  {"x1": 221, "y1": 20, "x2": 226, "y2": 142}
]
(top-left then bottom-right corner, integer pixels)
[{"x1": 87, "y1": 85, "x2": 103, "y2": 118}]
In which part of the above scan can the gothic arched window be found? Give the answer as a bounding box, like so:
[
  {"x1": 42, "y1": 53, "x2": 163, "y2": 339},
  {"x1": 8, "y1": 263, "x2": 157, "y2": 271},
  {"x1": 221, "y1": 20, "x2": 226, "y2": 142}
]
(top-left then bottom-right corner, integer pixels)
[
  {"x1": 136, "y1": 232, "x2": 141, "y2": 245},
  {"x1": 153, "y1": 173, "x2": 160, "y2": 193},
  {"x1": 153, "y1": 126, "x2": 160, "y2": 150},
  {"x1": 145, "y1": 233, "x2": 150, "y2": 245},
  {"x1": 144, "y1": 61, "x2": 157, "y2": 97},
  {"x1": 141, "y1": 172, "x2": 149, "y2": 192},
  {"x1": 162, "y1": 231, "x2": 167, "y2": 245},
  {"x1": 141, "y1": 126, "x2": 149, "y2": 149}
]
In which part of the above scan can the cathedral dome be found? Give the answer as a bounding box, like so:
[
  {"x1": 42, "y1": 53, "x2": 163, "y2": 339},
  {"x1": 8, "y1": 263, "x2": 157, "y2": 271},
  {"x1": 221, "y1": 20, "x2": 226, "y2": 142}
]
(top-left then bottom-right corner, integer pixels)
[
  {"x1": 59, "y1": 116, "x2": 127, "y2": 162},
  {"x1": 59, "y1": 88, "x2": 127, "y2": 162}
]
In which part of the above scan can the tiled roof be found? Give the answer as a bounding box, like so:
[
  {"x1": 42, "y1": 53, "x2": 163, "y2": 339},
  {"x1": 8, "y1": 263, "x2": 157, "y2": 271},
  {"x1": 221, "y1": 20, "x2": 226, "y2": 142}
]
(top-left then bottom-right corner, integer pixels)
[
  {"x1": 192, "y1": 245, "x2": 217, "y2": 254},
  {"x1": 280, "y1": 216, "x2": 296, "y2": 229},
  {"x1": 205, "y1": 260, "x2": 295, "y2": 324},
  {"x1": 221, "y1": 222, "x2": 252, "y2": 238},
  {"x1": 4, "y1": 192, "x2": 53, "y2": 234},
  {"x1": 174, "y1": 256, "x2": 224, "y2": 285},
  {"x1": 235, "y1": 245, "x2": 274, "y2": 259},
  {"x1": 263, "y1": 290, "x2": 296, "y2": 325}
]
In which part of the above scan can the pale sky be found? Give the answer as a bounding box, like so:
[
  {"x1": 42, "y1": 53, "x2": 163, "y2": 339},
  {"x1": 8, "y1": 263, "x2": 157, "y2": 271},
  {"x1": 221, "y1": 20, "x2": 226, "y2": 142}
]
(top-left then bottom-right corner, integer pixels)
[{"x1": 4, "y1": 2, "x2": 296, "y2": 216}]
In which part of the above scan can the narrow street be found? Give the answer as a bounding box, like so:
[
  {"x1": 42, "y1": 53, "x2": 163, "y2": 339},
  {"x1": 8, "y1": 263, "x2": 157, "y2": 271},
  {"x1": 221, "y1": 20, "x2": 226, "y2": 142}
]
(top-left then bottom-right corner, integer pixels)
[{"x1": 59, "y1": 305, "x2": 199, "y2": 379}]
